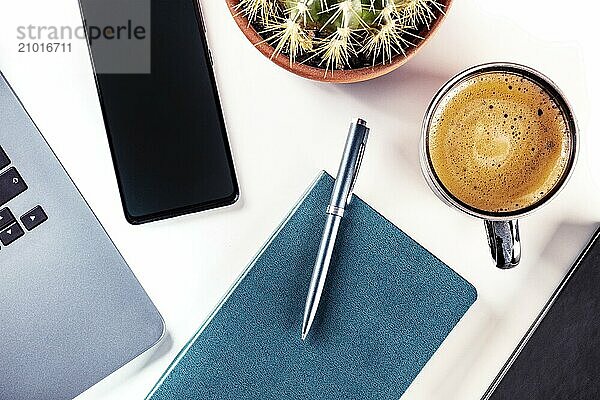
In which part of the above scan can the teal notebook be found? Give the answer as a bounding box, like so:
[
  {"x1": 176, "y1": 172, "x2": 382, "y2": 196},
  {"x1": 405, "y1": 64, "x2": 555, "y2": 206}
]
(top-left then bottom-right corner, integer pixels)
[{"x1": 147, "y1": 171, "x2": 477, "y2": 400}]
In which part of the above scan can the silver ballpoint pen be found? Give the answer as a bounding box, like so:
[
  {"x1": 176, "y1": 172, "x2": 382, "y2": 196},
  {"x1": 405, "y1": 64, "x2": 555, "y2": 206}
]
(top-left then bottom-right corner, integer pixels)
[{"x1": 301, "y1": 118, "x2": 370, "y2": 340}]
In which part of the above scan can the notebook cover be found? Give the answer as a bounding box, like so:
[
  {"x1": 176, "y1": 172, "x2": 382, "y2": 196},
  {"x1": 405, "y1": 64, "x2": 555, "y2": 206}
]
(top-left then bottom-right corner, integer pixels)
[
  {"x1": 483, "y1": 227, "x2": 600, "y2": 400},
  {"x1": 147, "y1": 171, "x2": 477, "y2": 400}
]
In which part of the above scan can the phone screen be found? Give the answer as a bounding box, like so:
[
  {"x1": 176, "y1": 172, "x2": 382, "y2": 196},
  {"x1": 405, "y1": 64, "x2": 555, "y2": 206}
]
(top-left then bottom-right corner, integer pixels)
[{"x1": 79, "y1": 0, "x2": 238, "y2": 224}]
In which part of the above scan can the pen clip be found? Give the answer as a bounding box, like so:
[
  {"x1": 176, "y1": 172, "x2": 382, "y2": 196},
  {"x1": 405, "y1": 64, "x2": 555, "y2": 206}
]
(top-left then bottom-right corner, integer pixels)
[{"x1": 346, "y1": 139, "x2": 367, "y2": 206}]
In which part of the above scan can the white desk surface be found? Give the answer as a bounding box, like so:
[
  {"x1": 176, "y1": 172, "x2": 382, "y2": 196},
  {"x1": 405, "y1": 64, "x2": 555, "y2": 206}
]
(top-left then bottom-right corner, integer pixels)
[{"x1": 1, "y1": 0, "x2": 600, "y2": 398}]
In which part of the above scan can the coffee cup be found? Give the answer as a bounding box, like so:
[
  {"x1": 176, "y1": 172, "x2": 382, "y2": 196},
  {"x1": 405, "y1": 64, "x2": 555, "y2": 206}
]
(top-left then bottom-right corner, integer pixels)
[{"x1": 420, "y1": 62, "x2": 578, "y2": 269}]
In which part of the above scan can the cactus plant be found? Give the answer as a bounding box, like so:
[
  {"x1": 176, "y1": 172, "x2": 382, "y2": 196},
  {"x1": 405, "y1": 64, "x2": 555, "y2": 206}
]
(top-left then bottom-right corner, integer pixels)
[{"x1": 235, "y1": 0, "x2": 444, "y2": 75}]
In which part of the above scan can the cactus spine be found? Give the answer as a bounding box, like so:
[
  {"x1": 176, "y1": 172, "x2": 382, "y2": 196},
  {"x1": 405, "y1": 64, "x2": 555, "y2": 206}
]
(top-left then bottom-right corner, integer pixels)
[{"x1": 236, "y1": 0, "x2": 444, "y2": 73}]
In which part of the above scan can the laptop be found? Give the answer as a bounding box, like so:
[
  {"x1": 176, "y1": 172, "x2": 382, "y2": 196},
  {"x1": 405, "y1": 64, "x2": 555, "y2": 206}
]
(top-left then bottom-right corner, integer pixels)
[{"x1": 0, "y1": 71, "x2": 164, "y2": 399}]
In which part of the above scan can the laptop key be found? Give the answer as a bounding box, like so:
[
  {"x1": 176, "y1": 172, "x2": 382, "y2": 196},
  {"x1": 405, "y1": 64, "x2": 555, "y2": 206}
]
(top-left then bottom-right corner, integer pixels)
[
  {"x1": 0, "y1": 146, "x2": 9, "y2": 170},
  {"x1": 20, "y1": 206, "x2": 47, "y2": 231},
  {"x1": 0, "y1": 167, "x2": 27, "y2": 206},
  {"x1": 0, "y1": 222, "x2": 24, "y2": 246},
  {"x1": 0, "y1": 208, "x2": 16, "y2": 230}
]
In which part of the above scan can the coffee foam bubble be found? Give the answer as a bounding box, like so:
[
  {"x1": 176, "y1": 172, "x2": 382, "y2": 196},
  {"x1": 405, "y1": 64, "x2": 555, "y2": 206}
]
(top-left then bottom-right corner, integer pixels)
[{"x1": 428, "y1": 72, "x2": 571, "y2": 213}]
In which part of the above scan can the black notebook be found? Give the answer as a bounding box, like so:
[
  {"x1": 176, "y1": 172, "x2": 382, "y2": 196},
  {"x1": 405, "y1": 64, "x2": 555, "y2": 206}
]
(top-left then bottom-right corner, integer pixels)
[{"x1": 484, "y1": 226, "x2": 600, "y2": 399}]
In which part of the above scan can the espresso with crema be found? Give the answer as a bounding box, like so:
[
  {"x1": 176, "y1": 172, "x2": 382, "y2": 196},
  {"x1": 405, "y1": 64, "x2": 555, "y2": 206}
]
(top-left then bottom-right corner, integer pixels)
[{"x1": 427, "y1": 72, "x2": 572, "y2": 214}]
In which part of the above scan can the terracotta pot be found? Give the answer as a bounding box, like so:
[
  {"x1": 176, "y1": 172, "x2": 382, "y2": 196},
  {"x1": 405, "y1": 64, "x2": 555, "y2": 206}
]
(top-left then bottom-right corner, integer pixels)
[{"x1": 225, "y1": 0, "x2": 452, "y2": 83}]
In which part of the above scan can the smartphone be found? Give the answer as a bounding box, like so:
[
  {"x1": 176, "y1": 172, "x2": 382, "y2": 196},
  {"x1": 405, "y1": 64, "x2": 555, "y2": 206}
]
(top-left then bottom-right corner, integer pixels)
[{"x1": 78, "y1": 0, "x2": 238, "y2": 224}]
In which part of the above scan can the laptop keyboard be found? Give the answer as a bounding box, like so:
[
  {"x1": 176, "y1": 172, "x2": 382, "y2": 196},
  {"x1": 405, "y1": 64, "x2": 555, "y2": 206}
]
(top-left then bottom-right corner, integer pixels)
[{"x1": 0, "y1": 145, "x2": 47, "y2": 248}]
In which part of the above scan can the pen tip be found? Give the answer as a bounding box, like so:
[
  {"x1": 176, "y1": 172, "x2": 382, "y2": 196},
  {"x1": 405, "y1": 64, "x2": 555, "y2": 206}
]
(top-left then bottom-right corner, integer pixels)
[{"x1": 301, "y1": 330, "x2": 308, "y2": 341}]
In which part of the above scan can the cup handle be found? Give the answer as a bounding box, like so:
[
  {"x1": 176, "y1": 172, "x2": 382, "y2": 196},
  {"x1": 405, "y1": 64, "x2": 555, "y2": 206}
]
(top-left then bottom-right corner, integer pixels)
[{"x1": 484, "y1": 220, "x2": 521, "y2": 269}]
